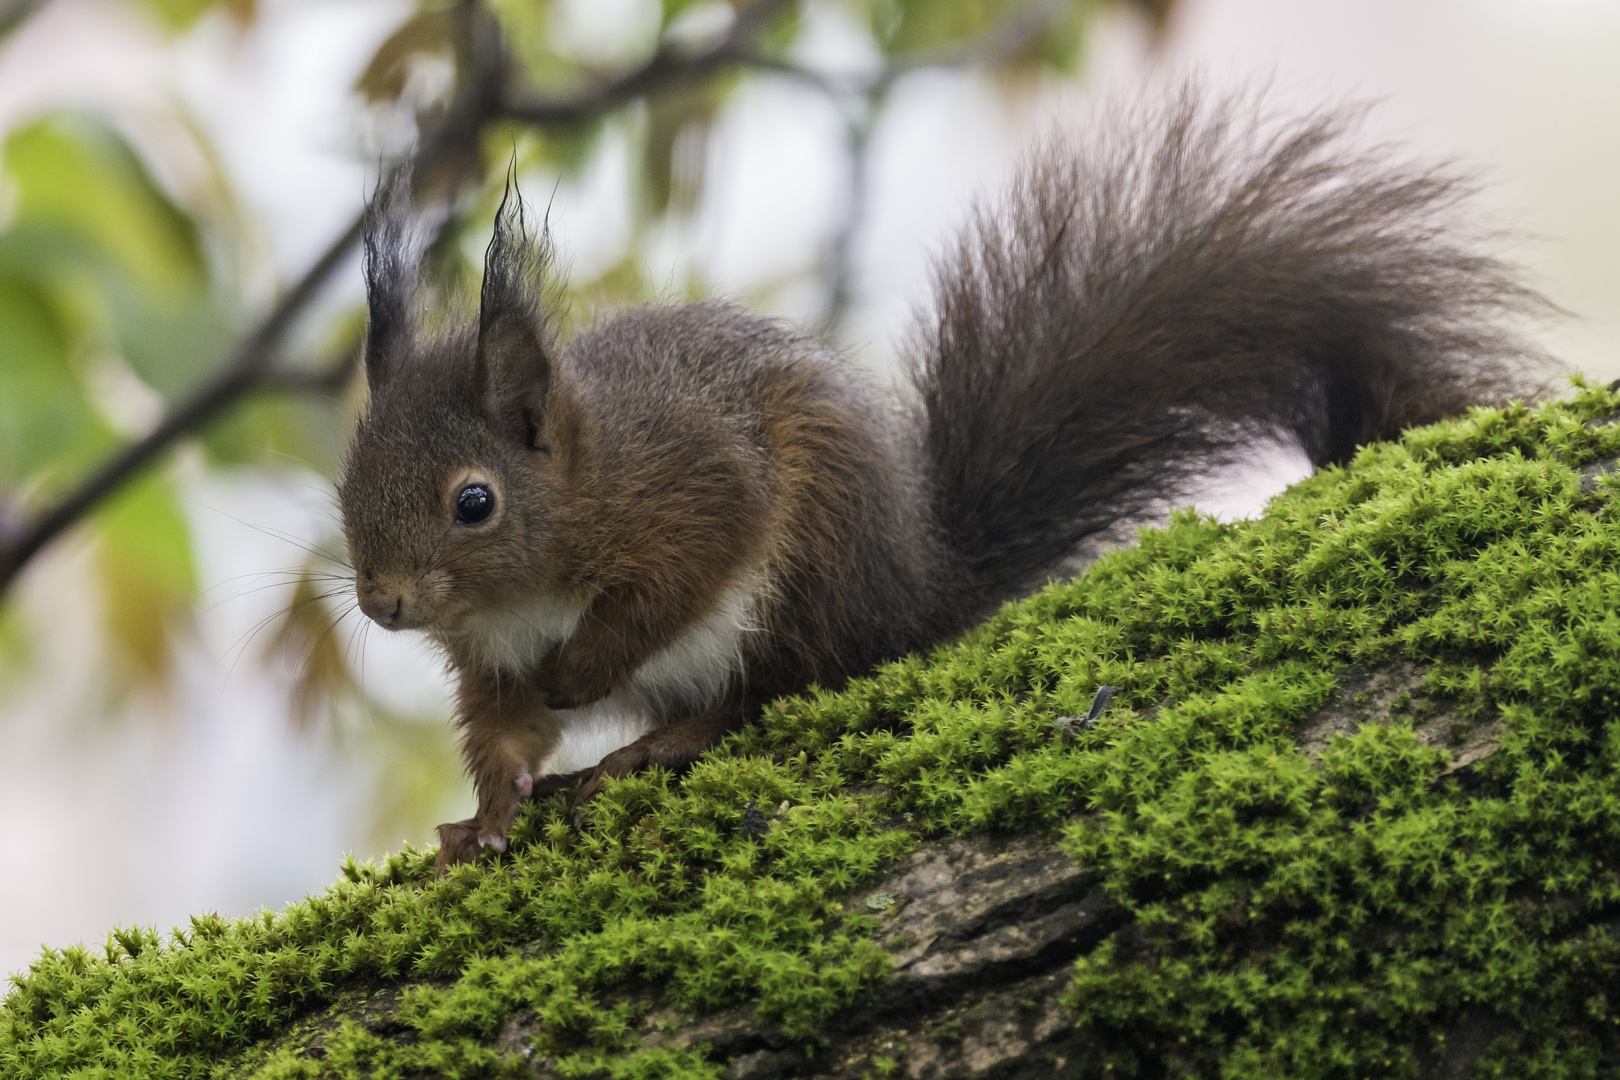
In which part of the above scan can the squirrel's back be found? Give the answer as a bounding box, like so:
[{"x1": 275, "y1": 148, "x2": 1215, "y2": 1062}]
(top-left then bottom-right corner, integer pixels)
[
  {"x1": 541, "y1": 88, "x2": 1552, "y2": 691},
  {"x1": 559, "y1": 303, "x2": 949, "y2": 700}
]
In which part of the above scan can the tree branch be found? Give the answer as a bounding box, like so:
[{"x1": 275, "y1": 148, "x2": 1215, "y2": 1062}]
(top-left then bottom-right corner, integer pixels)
[
  {"x1": 0, "y1": 214, "x2": 364, "y2": 591},
  {"x1": 0, "y1": 0, "x2": 796, "y2": 596},
  {"x1": 0, "y1": 0, "x2": 47, "y2": 39},
  {"x1": 795, "y1": 0, "x2": 1070, "y2": 337},
  {"x1": 739, "y1": 0, "x2": 1067, "y2": 99},
  {"x1": 497, "y1": 0, "x2": 792, "y2": 125}
]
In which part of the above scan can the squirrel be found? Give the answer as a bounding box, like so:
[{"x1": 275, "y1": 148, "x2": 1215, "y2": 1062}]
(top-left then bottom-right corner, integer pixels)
[{"x1": 337, "y1": 90, "x2": 1547, "y2": 873}]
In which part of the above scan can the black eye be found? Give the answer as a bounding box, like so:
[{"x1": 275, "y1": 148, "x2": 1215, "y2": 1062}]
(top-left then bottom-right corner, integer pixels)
[{"x1": 454, "y1": 484, "x2": 495, "y2": 525}]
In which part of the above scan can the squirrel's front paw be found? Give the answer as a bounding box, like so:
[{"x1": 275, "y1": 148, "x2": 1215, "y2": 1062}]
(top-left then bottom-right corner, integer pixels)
[
  {"x1": 433, "y1": 818, "x2": 512, "y2": 875},
  {"x1": 534, "y1": 648, "x2": 614, "y2": 710},
  {"x1": 538, "y1": 671, "x2": 607, "y2": 710}
]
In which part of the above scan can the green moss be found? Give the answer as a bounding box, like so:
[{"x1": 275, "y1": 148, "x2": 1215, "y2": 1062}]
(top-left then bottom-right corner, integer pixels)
[{"x1": 10, "y1": 380, "x2": 1620, "y2": 1078}]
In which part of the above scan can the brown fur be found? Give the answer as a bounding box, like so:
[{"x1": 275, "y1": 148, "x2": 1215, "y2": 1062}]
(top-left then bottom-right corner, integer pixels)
[
  {"x1": 435, "y1": 669, "x2": 557, "y2": 868},
  {"x1": 338, "y1": 92, "x2": 1549, "y2": 873}
]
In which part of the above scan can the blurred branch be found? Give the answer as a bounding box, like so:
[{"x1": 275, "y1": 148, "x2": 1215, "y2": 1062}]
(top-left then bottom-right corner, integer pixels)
[
  {"x1": 788, "y1": 0, "x2": 1070, "y2": 336},
  {"x1": 259, "y1": 352, "x2": 361, "y2": 396},
  {"x1": 746, "y1": 0, "x2": 1068, "y2": 99},
  {"x1": 0, "y1": 0, "x2": 795, "y2": 596},
  {"x1": 817, "y1": 96, "x2": 880, "y2": 338},
  {"x1": 0, "y1": 0, "x2": 46, "y2": 39},
  {"x1": 499, "y1": 0, "x2": 792, "y2": 126},
  {"x1": 0, "y1": 215, "x2": 364, "y2": 592}
]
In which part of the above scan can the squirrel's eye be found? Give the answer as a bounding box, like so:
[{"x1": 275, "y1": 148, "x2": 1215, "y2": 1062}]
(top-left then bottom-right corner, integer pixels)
[{"x1": 454, "y1": 484, "x2": 495, "y2": 525}]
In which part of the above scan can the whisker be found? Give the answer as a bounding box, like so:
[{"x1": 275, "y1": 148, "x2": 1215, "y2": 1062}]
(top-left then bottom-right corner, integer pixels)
[
  {"x1": 224, "y1": 606, "x2": 304, "y2": 685},
  {"x1": 195, "y1": 504, "x2": 354, "y2": 568},
  {"x1": 358, "y1": 618, "x2": 380, "y2": 739},
  {"x1": 198, "y1": 568, "x2": 353, "y2": 615},
  {"x1": 259, "y1": 447, "x2": 332, "y2": 474}
]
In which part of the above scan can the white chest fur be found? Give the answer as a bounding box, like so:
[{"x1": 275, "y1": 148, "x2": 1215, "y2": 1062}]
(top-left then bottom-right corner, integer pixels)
[
  {"x1": 626, "y1": 573, "x2": 763, "y2": 712},
  {"x1": 457, "y1": 570, "x2": 768, "y2": 773},
  {"x1": 541, "y1": 572, "x2": 767, "y2": 773},
  {"x1": 456, "y1": 594, "x2": 587, "y2": 676}
]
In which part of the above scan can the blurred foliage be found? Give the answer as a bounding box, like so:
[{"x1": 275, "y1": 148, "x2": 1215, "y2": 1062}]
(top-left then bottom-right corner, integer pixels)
[
  {"x1": 0, "y1": 0, "x2": 1173, "y2": 846},
  {"x1": 0, "y1": 115, "x2": 217, "y2": 687},
  {"x1": 267, "y1": 568, "x2": 358, "y2": 730},
  {"x1": 97, "y1": 473, "x2": 196, "y2": 683}
]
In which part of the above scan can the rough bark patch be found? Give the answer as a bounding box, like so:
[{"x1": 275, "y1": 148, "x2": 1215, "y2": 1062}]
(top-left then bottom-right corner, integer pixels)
[{"x1": 1296, "y1": 658, "x2": 1505, "y2": 772}]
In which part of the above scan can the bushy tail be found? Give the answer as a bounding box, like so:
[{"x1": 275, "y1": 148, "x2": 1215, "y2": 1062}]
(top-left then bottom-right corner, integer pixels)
[{"x1": 908, "y1": 88, "x2": 1552, "y2": 608}]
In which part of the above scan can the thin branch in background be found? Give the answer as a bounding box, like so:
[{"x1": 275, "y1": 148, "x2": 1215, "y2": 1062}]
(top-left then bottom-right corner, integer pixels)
[
  {"x1": 0, "y1": 0, "x2": 47, "y2": 38},
  {"x1": 498, "y1": 0, "x2": 793, "y2": 127},
  {"x1": 0, "y1": 213, "x2": 366, "y2": 592},
  {"x1": 816, "y1": 93, "x2": 882, "y2": 339},
  {"x1": 780, "y1": 0, "x2": 1071, "y2": 339},
  {"x1": 0, "y1": 0, "x2": 1055, "y2": 590},
  {"x1": 0, "y1": 0, "x2": 794, "y2": 596}
]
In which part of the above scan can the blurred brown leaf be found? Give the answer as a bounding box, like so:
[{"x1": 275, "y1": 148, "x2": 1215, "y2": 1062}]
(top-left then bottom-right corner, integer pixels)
[
  {"x1": 643, "y1": 81, "x2": 728, "y2": 216},
  {"x1": 356, "y1": 8, "x2": 457, "y2": 104},
  {"x1": 95, "y1": 474, "x2": 196, "y2": 690},
  {"x1": 265, "y1": 564, "x2": 355, "y2": 729}
]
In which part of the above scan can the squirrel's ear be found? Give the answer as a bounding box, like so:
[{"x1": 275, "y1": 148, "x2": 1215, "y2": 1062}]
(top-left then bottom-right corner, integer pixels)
[
  {"x1": 361, "y1": 167, "x2": 418, "y2": 396},
  {"x1": 474, "y1": 179, "x2": 561, "y2": 453}
]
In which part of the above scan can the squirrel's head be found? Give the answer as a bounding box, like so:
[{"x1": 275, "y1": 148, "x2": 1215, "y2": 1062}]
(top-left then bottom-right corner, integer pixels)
[{"x1": 338, "y1": 174, "x2": 583, "y2": 634}]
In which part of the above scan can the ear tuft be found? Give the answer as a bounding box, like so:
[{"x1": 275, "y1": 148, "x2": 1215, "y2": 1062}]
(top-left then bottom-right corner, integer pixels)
[
  {"x1": 361, "y1": 166, "x2": 419, "y2": 395},
  {"x1": 476, "y1": 171, "x2": 560, "y2": 446}
]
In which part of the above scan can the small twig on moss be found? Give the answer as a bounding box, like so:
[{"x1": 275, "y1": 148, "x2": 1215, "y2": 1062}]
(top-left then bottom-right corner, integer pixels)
[
  {"x1": 742, "y1": 796, "x2": 771, "y2": 840},
  {"x1": 1054, "y1": 685, "x2": 1115, "y2": 738}
]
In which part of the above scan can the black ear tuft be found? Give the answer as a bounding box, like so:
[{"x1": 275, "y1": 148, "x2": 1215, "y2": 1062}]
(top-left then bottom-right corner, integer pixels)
[
  {"x1": 475, "y1": 170, "x2": 558, "y2": 448},
  {"x1": 361, "y1": 166, "x2": 418, "y2": 395}
]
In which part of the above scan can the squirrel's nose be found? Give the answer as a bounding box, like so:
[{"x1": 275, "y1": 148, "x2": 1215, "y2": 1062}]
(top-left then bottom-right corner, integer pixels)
[{"x1": 358, "y1": 590, "x2": 403, "y2": 628}]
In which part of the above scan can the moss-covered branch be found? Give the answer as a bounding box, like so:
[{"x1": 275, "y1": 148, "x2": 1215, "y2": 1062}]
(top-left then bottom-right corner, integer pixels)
[{"x1": 10, "y1": 382, "x2": 1620, "y2": 1078}]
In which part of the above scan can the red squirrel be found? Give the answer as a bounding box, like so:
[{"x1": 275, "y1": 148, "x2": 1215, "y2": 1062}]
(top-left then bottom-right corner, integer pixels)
[{"x1": 337, "y1": 92, "x2": 1545, "y2": 873}]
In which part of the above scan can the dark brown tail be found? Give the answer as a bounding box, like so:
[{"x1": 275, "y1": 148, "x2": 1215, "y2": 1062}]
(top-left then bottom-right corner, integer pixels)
[{"x1": 908, "y1": 87, "x2": 1552, "y2": 608}]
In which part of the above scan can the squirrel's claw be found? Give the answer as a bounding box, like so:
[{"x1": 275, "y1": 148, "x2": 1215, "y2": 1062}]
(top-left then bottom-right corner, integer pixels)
[{"x1": 434, "y1": 819, "x2": 496, "y2": 875}]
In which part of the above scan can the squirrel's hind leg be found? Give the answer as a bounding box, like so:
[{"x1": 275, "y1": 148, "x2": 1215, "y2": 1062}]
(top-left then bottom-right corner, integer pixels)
[{"x1": 570, "y1": 697, "x2": 750, "y2": 819}]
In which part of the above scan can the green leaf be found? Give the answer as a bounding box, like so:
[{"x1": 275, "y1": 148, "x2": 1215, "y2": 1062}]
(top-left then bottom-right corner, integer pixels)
[
  {"x1": 354, "y1": 9, "x2": 456, "y2": 103},
  {"x1": 4, "y1": 115, "x2": 207, "y2": 302},
  {"x1": 872, "y1": 0, "x2": 1011, "y2": 54},
  {"x1": 134, "y1": 0, "x2": 223, "y2": 33},
  {"x1": 0, "y1": 266, "x2": 105, "y2": 490},
  {"x1": 1, "y1": 115, "x2": 235, "y2": 403},
  {"x1": 95, "y1": 471, "x2": 196, "y2": 683},
  {"x1": 109, "y1": 281, "x2": 235, "y2": 399}
]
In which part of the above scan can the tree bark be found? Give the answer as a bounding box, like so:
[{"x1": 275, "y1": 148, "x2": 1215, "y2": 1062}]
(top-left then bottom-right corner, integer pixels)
[{"x1": 261, "y1": 656, "x2": 1516, "y2": 1079}]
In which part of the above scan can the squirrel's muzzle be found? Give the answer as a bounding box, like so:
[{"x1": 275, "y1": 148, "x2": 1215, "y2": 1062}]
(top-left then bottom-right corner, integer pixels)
[
  {"x1": 360, "y1": 592, "x2": 402, "y2": 628},
  {"x1": 356, "y1": 572, "x2": 427, "y2": 630}
]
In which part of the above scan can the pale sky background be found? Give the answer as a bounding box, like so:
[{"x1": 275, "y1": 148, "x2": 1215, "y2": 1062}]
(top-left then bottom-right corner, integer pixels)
[{"x1": 3, "y1": 0, "x2": 1619, "y2": 979}]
